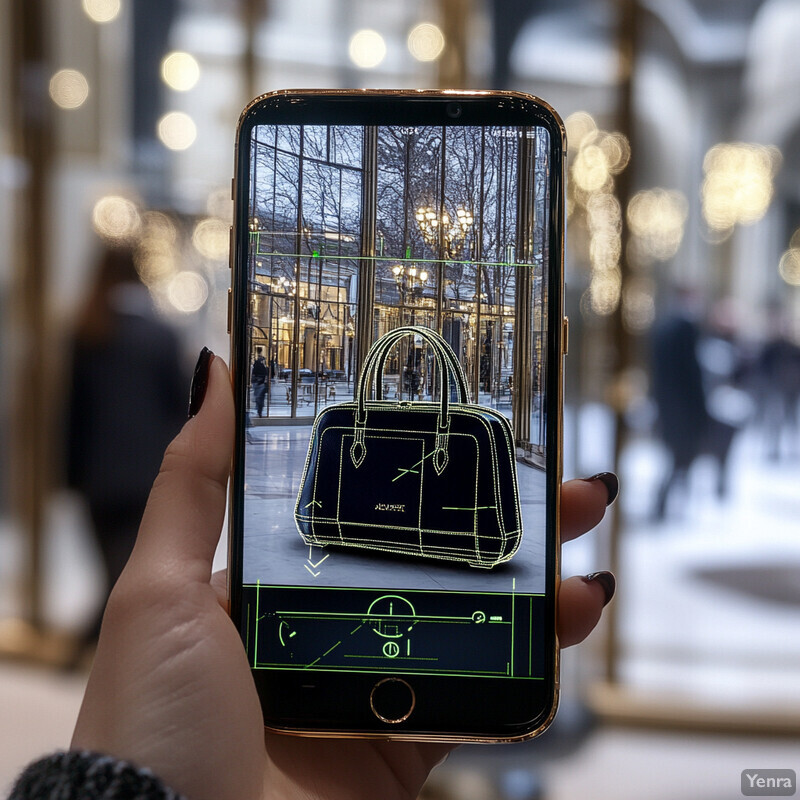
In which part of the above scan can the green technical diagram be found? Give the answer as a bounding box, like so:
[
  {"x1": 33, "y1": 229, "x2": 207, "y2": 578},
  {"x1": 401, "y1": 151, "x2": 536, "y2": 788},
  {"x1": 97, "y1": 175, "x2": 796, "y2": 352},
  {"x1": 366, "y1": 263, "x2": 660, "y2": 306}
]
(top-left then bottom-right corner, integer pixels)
[{"x1": 243, "y1": 583, "x2": 545, "y2": 679}]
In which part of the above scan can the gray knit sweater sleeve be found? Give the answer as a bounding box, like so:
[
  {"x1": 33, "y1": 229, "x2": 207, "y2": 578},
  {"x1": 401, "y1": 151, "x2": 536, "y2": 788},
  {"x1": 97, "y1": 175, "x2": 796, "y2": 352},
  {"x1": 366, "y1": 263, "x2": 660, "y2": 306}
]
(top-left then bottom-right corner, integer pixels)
[{"x1": 8, "y1": 751, "x2": 187, "y2": 800}]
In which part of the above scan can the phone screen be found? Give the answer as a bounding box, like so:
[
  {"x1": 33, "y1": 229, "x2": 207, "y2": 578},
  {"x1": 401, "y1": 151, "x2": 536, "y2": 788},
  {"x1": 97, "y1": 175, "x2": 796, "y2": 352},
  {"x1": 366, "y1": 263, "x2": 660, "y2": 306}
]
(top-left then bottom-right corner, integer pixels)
[{"x1": 230, "y1": 92, "x2": 564, "y2": 739}]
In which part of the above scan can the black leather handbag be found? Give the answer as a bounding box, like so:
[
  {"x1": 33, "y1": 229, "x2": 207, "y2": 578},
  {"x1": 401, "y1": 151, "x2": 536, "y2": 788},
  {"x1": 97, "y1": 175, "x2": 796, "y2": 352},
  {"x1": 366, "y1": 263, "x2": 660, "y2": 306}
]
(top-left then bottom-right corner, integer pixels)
[{"x1": 294, "y1": 326, "x2": 522, "y2": 568}]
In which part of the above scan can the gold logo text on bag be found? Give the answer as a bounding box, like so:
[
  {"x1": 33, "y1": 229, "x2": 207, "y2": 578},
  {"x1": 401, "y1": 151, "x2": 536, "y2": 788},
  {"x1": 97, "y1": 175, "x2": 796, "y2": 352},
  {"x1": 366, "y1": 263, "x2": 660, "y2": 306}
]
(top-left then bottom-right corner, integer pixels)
[{"x1": 374, "y1": 503, "x2": 406, "y2": 513}]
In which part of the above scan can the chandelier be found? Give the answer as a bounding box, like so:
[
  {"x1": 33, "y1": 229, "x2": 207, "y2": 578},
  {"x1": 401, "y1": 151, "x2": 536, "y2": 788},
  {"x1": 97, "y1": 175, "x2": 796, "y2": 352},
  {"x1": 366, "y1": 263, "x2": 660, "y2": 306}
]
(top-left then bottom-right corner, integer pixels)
[{"x1": 415, "y1": 205, "x2": 474, "y2": 258}]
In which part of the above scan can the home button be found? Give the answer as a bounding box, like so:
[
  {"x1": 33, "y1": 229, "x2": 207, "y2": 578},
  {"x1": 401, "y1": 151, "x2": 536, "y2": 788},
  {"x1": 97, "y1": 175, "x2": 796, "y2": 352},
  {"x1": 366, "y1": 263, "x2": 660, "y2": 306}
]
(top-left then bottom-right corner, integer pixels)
[{"x1": 369, "y1": 677, "x2": 416, "y2": 724}]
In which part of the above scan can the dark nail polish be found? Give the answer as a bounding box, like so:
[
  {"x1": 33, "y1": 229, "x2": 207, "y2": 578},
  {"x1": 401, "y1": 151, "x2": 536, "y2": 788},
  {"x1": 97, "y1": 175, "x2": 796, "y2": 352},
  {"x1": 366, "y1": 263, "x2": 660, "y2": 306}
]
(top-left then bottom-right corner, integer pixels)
[
  {"x1": 585, "y1": 471, "x2": 619, "y2": 506},
  {"x1": 188, "y1": 347, "x2": 213, "y2": 418},
  {"x1": 582, "y1": 571, "x2": 616, "y2": 606}
]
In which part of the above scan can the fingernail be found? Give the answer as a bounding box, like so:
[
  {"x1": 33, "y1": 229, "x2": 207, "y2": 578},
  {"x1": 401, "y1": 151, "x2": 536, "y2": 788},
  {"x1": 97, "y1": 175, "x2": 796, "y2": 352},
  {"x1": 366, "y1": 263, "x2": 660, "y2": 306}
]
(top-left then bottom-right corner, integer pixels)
[
  {"x1": 188, "y1": 347, "x2": 214, "y2": 418},
  {"x1": 582, "y1": 571, "x2": 616, "y2": 606},
  {"x1": 585, "y1": 471, "x2": 619, "y2": 506}
]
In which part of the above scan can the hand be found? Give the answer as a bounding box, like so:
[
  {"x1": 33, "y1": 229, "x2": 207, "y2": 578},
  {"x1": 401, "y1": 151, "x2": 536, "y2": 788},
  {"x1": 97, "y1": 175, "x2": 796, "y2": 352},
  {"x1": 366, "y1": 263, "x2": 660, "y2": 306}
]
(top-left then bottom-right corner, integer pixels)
[{"x1": 71, "y1": 354, "x2": 616, "y2": 800}]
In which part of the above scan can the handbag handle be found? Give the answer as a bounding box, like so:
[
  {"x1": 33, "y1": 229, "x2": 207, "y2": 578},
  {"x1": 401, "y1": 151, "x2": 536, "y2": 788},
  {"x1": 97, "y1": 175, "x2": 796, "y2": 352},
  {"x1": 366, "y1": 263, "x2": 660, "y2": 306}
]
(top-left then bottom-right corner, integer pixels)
[
  {"x1": 351, "y1": 326, "x2": 461, "y2": 474},
  {"x1": 358, "y1": 325, "x2": 465, "y2": 406},
  {"x1": 369, "y1": 326, "x2": 469, "y2": 403}
]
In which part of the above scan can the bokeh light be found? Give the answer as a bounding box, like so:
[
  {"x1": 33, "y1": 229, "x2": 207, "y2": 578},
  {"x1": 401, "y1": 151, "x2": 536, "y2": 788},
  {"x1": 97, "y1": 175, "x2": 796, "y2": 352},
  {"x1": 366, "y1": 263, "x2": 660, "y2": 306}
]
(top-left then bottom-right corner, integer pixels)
[
  {"x1": 407, "y1": 23, "x2": 445, "y2": 62},
  {"x1": 589, "y1": 268, "x2": 622, "y2": 316},
  {"x1": 778, "y1": 248, "x2": 800, "y2": 286},
  {"x1": 702, "y1": 142, "x2": 781, "y2": 231},
  {"x1": 596, "y1": 131, "x2": 631, "y2": 175},
  {"x1": 81, "y1": 0, "x2": 121, "y2": 23},
  {"x1": 627, "y1": 188, "x2": 688, "y2": 262},
  {"x1": 135, "y1": 237, "x2": 176, "y2": 286},
  {"x1": 567, "y1": 113, "x2": 631, "y2": 320},
  {"x1": 141, "y1": 210, "x2": 177, "y2": 243},
  {"x1": 564, "y1": 111, "x2": 597, "y2": 153},
  {"x1": 349, "y1": 29, "x2": 387, "y2": 69},
  {"x1": 572, "y1": 144, "x2": 611, "y2": 193},
  {"x1": 586, "y1": 196, "x2": 621, "y2": 279},
  {"x1": 590, "y1": 229, "x2": 622, "y2": 271},
  {"x1": 161, "y1": 51, "x2": 200, "y2": 92},
  {"x1": 91, "y1": 195, "x2": 141, "y2": 242},
  {"x1": 135, "y1": 211, "x2": 178, "y2": 286},
  {"x1": 192, "y1": 218, "x2": 229, "y2": 261},
  {"x1": 587, "y1": 193, "x2": 622, "y2": 234},
  {"x1": 623, "y1": 278, "x2": 657, "y2": 332},
  {"x1": 167, "y1": 271, "x2": 209, "y2": 313},
  {"x1": 157, "y1": 111, "x2": 197, "y2": 151},
  {"x1": 49, "y1": 69, "x2": 90, "y2": 110}
]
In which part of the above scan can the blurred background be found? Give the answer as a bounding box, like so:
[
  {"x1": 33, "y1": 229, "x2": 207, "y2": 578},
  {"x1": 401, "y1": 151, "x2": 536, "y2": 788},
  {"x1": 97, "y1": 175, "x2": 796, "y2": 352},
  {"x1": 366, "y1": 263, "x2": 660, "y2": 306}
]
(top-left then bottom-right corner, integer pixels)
[{"x1": 1, "y1": 0, "x2": 799, "y2": 797}]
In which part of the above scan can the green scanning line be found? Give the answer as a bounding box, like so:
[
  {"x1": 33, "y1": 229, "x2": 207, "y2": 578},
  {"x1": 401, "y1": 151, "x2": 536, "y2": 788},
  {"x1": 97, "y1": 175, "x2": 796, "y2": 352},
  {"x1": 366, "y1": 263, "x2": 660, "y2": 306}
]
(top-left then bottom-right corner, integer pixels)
[
  {"x1": 245, "y1": 583, "x2": 545, "y2": 598},
  {"x1": 393, "y1": 450, "x2": 434, "y2": 482},
  {"x1": 305, "y1": 640, "x2": 342, "y2": 668},
  {"x1": 441, "y1": 505, "x2": 497, "y2": 511},
  {"x1": 277, "y1": 610, "x2": 506, "y2": 623},
  {"x1": 248, "y1": 246, "x2": 526, "y2": 270}
]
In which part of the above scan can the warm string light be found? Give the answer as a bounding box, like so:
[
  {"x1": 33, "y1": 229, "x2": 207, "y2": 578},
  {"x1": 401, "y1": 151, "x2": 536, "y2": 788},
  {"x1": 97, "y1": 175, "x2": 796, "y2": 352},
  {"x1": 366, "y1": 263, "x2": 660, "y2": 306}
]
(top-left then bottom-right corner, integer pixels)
[
  {"x1": 161, "y1": 51, "x2": 200, "y2": 91},
  {"x1": 49, "y1": 69, "x2": 90, "y2": 109},
  {"x1": 566, "y1": 111, "x2": 630, "y2": 320},
  {"x1": 779, "y1": 226, "x2": 800, "y2": 286},
  {"x1": 407, "y1": 23, "x2": 445, "y2": 62},
  {"x1": 82, "y1": 0, "x2": 121, "y2": 23},
  {"x1": 702, "y1": 142, "x2": 781, "y2": 232},
  {"x1": 90, "y1": 196, "x2": 212, "y2": 314},
  {"x1": 349, "y1": 29, "x2": 386, "y2": 69},
  {"x1": 157, "y1": 111, "x2": 197, "y2": 150},
  {"x1": 192, "y1": 218, "x2": 229, "y2": 261},
  {"x1": 347, "y1": 21, "x2": 446, "y2": 72},
  {"x1": 92, "y1": 195, "x2": 140, "y2": 242},
  {"x1": 627, "y1": 188, "x2": 688, "y2": 264}
]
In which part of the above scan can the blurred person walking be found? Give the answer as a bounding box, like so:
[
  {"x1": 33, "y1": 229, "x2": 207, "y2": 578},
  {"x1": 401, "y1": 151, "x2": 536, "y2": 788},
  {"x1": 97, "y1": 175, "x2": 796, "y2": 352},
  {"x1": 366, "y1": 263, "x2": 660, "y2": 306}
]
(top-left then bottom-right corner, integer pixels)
[
  {"x1": 650, "y1": 287, "x2": 711, "y2": 520},
  {"x1": 696, "y1": 297, "x2": 752, "y2": 496},
  {"x1": 756, "y1": 309, "x2": 800, "y2": 460},
  {"x1": 64, "y1": 244, "x2": 187, "y2": 668}
]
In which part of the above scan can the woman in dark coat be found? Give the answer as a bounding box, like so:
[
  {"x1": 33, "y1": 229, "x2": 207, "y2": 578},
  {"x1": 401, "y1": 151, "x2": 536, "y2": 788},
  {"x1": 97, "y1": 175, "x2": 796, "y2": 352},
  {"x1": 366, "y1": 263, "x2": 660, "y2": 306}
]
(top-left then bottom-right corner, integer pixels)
[{"x1": 65, "y1": 245, "x2": 186, "y2": 665}]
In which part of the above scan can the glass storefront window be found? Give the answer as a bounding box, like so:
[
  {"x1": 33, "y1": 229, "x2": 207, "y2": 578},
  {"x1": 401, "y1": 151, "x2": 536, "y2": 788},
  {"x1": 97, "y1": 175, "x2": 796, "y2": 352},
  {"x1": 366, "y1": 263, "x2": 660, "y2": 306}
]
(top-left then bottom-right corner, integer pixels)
[{"x1": 246, "y1": 120, "x2": 550, "y2": 459}]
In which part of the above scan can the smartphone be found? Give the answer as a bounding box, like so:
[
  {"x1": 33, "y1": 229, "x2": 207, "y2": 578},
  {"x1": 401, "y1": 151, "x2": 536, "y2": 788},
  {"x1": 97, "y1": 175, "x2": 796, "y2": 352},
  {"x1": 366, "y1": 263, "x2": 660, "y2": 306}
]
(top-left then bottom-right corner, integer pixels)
[{"x1": 228, "y1": 90, "x2": 565, "y2": 742}]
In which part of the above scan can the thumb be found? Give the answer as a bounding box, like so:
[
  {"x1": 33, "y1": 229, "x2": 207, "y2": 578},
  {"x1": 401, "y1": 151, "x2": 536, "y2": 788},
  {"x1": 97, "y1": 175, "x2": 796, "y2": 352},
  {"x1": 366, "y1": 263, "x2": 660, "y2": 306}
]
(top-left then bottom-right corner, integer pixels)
[{"x1": 129, "y1": 350, "x2": 234, "y2": 584}]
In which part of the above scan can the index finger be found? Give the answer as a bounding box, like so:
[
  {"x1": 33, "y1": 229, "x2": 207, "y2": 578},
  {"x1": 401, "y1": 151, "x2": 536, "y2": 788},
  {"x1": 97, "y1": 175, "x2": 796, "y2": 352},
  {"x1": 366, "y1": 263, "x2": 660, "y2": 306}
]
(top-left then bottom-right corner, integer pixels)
[{"x1": 131, "y1": 353, "x2": 234, "y2": 582}]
